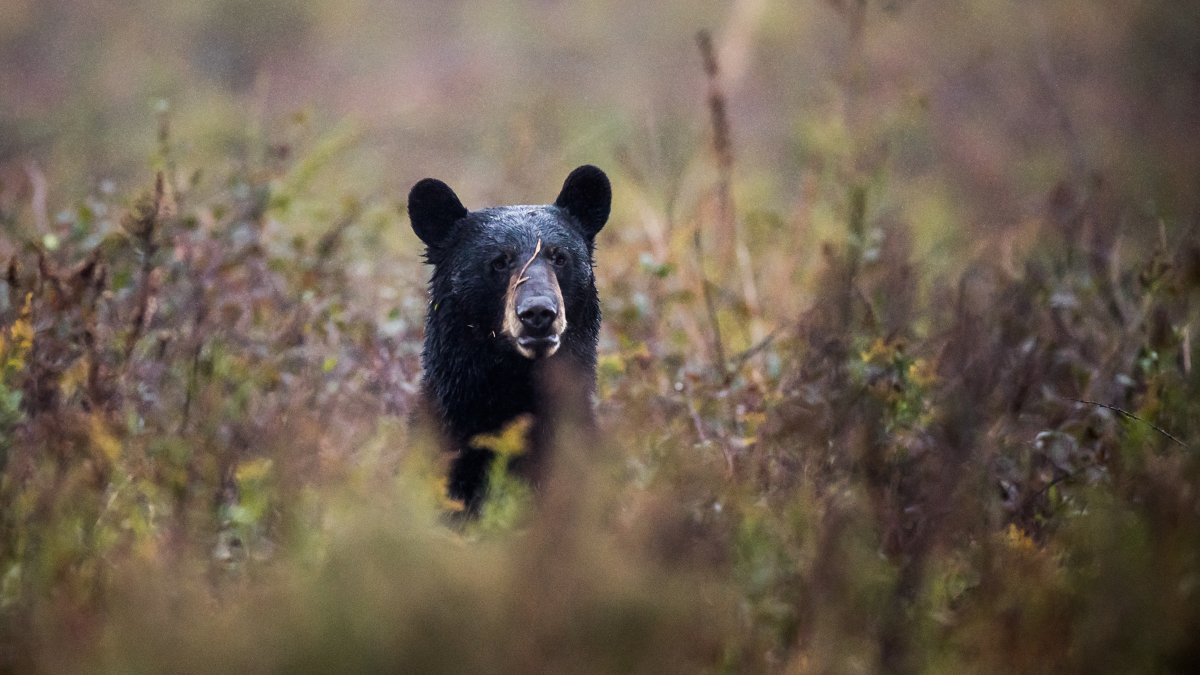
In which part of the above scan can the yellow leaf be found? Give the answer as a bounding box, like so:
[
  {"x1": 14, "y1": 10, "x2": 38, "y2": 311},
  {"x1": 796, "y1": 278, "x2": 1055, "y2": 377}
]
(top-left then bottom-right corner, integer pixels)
[
  {"x1": 859, "y1": 337, "x2": 896, "y2": 365},
  {"x1": 434, "y1": 476, "x2": 466, "y2": 513},
  {"x1": 4, "y1": 293, "x2": 34, "y2": 372},
  {"x1": 469, "y1": 414, "x2": 533, "y2": 457},
  {"x1": 60, "y1": 356, "x2": 90, "y2": 400},
  {"x1": 907, "y1": 358, "x2": 938, "y2": 388},
  {"x1": 740, "y1": 411, "x2": 767, "y2": 433},
  {"x1": 89, "y1": 414, "x2": 122, "y2": 464},
  {"x1": 1003, "y1": 523, "x2": 1037, "y2": 553},
  {"x1": 732, "y1": 435, "x2": 757, "y2": 449},
  {"x1": 235, "y1": 458, "x2": 274, "y2": 484},
  {"x1": 10, "y1": 292, "x2": 34, "y2": 349}
]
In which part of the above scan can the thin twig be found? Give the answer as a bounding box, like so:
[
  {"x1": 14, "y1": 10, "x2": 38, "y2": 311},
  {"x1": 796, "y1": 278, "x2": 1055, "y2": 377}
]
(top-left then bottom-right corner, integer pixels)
[
  {"x1": 696, "y1": 29, "x2": 761, "y2": 326},
  {"x1": 1069, "y1": 397, "x2": 1189, "y2": 450},
  {"x1": 180, "y1": 340, "x2": 201, "y2": 434},
  {"x1": 123, "y1": 172, "x2": 165, "y2": 361},
  {"x1": 694, "y1": 227, "x2": 727, "y2": 380},
  {"x1": 156, "y1": 100, "x2": 179, "y2": 201},
  {"x1": 694, "y1": 32, "x2": 732, "y2": 380},
  {"x1": 516, "y1": 238, "x2": 542, "y2": 287},
  {"x1": 313, "y1": 202, "x2": 362, "y2": 276},
  {"x1": 727, "y1": 325, "x2": 784, "y2": 372},
  {"x1": 1017, "y1": 458, "x2": 1102, "y2": 518},
  {"x1": 24, "y1": 161, "x2": 49, "y2": 233},
  {"x1": 683, "y1": 385, "x2": 710, "y2": 447},
  {"x1": 697, "y1": 30, "x2": 734, "y2": 235}
]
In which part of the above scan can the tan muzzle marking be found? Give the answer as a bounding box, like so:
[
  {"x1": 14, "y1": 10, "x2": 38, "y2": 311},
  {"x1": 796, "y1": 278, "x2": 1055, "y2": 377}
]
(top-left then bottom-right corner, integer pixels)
[{"x1": 502, "y1": 239, "x2": 567, "y2": 358}]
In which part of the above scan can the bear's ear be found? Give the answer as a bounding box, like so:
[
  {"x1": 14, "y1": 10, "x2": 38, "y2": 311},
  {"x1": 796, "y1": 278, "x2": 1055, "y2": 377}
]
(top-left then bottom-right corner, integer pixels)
[
  {"x1": 408, "y1": 178, "x2": 468, "y2": 248},
  {"x1": 554, "y1": 165, "x2": 610, "y2": 241}
]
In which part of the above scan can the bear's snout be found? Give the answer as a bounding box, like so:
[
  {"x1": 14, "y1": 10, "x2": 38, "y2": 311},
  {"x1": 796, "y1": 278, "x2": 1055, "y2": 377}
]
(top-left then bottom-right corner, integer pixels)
[
  {"x1": 517, "y1": 297, "x2": 559, "y2": 336},
  {"x1": 504, "y1": 256, "x2": 566, "y2": 359}
]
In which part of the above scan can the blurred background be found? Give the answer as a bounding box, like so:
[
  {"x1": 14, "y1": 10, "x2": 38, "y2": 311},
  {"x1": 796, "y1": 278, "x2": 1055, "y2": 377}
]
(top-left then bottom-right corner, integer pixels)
[
  {"x1": 1, "y1": 1, "x2": 1199, "y2": 672},
  {"x1": 5, "y1": 0, "x2": 1196, "y2": 229}
]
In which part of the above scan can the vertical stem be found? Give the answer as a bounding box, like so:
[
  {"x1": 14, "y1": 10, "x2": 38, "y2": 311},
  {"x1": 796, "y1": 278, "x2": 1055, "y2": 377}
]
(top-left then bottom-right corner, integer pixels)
[
  {"x1": 694, "y1": 226, "x2": 728, "y2": 379},
  {"x1": 697, "y1": 30, "x2": 762, "y2": 338}
]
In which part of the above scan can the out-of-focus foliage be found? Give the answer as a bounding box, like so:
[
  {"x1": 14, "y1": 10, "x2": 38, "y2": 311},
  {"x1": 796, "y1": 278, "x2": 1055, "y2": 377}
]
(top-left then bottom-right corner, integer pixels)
[{"x1": 2, "y1": 0, "x2": 1199, "y2": 672}]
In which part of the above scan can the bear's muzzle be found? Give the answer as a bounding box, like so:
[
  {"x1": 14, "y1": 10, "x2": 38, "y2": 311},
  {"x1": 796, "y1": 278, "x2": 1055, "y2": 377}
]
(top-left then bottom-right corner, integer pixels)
[{"x1": 503, "y1": 248, "x2": 566, "y2": 359}]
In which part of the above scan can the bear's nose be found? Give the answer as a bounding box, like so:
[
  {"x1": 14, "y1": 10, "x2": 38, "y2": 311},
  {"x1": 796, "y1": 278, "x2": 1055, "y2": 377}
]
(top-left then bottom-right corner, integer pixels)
[{"x1": 517, "y1": 297, "x2": 558, "y2": 336}]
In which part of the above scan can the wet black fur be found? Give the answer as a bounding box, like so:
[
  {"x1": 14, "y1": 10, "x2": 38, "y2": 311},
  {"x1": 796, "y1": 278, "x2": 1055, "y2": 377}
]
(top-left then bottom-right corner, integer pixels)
[{"x1": 408, "y1": 166, "x2": 610, "y2": 514}]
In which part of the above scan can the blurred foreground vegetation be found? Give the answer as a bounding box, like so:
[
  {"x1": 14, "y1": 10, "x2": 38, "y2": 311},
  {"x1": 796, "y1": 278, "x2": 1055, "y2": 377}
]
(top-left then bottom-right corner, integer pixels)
[{"x1": 2, "y1": 1, "x2": 1199, "y2": 672}]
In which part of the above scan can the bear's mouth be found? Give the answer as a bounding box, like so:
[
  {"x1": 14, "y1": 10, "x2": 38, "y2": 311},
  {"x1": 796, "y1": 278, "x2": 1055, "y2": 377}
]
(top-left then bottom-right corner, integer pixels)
[{"x1": 515, "y1": 334, "x2": 561, "y2": 359}]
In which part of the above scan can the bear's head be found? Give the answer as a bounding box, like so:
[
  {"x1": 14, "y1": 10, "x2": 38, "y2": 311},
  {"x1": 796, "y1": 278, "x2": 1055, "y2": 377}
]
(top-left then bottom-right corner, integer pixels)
[{"x1": 408, "y1": 165, "x2": 610, "y2": 360}]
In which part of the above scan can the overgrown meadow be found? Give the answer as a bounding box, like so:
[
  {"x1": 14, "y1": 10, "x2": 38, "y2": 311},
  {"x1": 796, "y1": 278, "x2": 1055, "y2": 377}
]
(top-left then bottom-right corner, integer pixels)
[{"x1": 2, "y1": 1, "x2": 1199, "y2": 672}]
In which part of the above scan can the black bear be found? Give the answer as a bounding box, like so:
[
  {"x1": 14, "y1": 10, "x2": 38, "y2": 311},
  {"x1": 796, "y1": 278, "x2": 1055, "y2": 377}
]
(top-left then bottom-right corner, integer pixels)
[{"x1": 407, "y1": 165, "x2": 611, "y2": 514}]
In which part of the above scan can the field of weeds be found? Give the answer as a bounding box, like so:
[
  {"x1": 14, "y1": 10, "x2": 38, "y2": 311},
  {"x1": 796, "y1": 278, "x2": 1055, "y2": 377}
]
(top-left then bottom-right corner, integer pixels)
[{"x1": 1, "y1": 1, "x2": 1199, "y2": 672}]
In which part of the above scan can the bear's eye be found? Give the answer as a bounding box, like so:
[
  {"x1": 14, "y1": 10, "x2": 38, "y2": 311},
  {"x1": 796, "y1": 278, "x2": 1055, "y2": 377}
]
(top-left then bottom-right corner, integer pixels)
[
  {"x1": 490, "y1": 253, "x2": 511, "y2": 272},
  {"x1": 548, "y1": 248, "x2": 569, "y2": 267}
]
